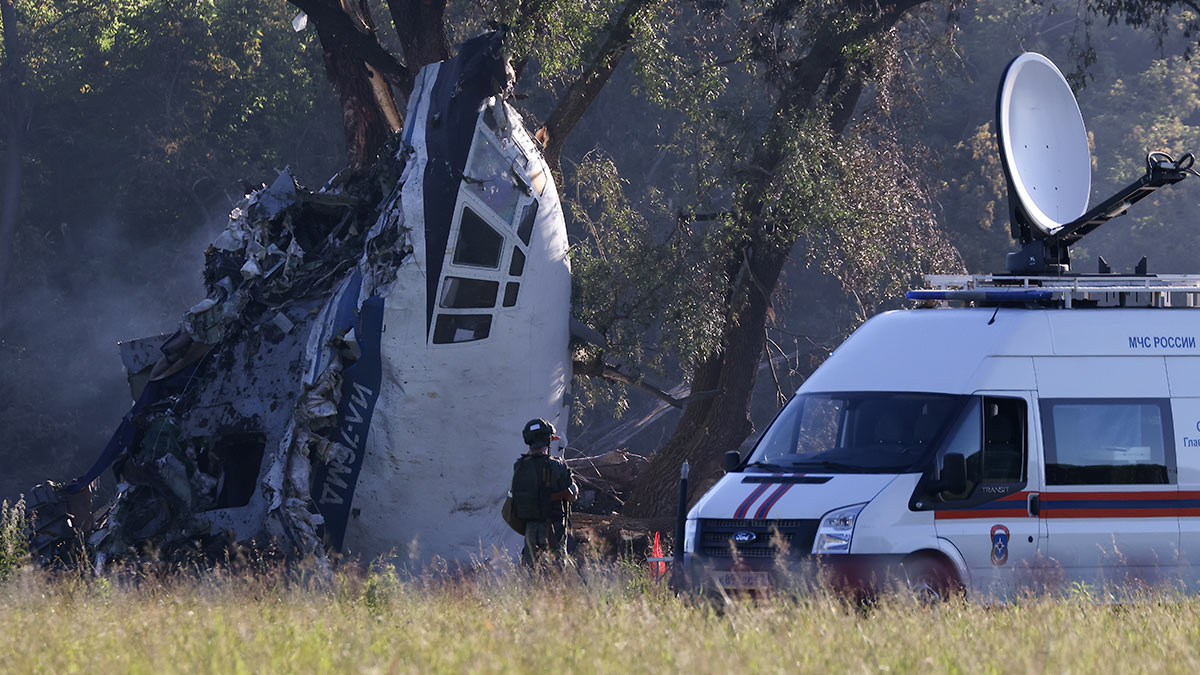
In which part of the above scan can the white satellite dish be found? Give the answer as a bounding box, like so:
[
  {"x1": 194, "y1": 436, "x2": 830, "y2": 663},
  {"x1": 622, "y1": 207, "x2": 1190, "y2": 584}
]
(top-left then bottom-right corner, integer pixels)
[
  {"x1": 996, "y1": 52, "x2": 1091, "y2": 237},
  {"x1": 996, "y1": 52, "x2": 1196, "y2": 274}
]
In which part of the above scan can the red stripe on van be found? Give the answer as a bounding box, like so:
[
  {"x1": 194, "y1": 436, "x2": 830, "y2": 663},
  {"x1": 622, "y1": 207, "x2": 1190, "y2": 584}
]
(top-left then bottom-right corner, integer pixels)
[
  {"x1": 753, "y1": 483, "x2": 794, "y2": 519},
  {"x1": 1044, "y1": 508, "x2": 1180, "y2": 518},
  {"x1": 733, "y1": 481, "x2": 773, "y2": 519},
  {"x1": 1040, "y1": 491, "x2": 1179, "y2": 501},
  {"x1": 933, "y1": 491, "x2": 1032, "y2": 519}
]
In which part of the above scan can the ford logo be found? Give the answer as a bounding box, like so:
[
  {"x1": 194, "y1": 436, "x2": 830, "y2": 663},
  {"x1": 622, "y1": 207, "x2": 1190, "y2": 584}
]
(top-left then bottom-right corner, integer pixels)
[{"x1": 732, "y1": 530, "x2": 757, "y2": 543}]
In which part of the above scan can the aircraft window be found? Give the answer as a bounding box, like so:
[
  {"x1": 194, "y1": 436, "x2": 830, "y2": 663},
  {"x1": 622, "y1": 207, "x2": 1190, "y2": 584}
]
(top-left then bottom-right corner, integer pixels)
[
  {"x1": 454, "y1": 207, "x2": 503, "y2": 268},
  {"x1": 517, "y1": 200, "x2": 537, "y2": 245},
  {"x1": 432, "y1": 314, "x2": 492, "y2": 344},
  {"x1": 465, "y1": 129, "x2": 520, "y2": 223},
  {"x1": 503, "y1": 282, "x2": 519, "y2": 307},
  {"x1": 1041, "y1": 399, "x2": 1174, "y2": 485},
  {"x1": 440, "y1": 277, "x2": 498, "y2": 309},
  {"x1": 509, "y1": 248, "x2": 526, "y2": 276},
  {"x1": 939, "y1": 397, "x2": 1026, "y2": 500}
]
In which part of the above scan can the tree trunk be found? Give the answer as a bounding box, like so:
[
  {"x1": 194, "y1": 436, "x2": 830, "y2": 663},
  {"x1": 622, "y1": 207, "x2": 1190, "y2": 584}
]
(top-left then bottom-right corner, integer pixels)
[
  {"x1": 289, "y1": 0, "x2": 408, "y2": 167},
  {"x1": 625, "y1": 0, "x2": 926, "y2": 517},
  {"x1": 384, "y1": 0, "x2": 449, "y2": 96},
  {"x1": 0, "y1": 0, "x2": 26, "y2": 329}
]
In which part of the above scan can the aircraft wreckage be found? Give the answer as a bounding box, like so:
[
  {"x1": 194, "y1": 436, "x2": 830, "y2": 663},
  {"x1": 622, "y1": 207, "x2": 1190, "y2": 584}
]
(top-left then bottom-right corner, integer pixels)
[{"x1": 27, "y1": 33, "x2": 574, "y2": 568}]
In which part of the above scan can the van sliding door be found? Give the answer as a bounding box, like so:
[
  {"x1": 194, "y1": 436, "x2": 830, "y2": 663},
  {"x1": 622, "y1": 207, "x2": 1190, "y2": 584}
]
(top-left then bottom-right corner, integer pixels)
[
  {"x1": 1038, "y1": 397, "x2": 1180, "y2": 586},
  {"x1": 1164, "y1": 356, "x2": 1200, "y2": 591},
  {"x1": 1033, "y1": 356, "x2": 1182, "y2": 589}
]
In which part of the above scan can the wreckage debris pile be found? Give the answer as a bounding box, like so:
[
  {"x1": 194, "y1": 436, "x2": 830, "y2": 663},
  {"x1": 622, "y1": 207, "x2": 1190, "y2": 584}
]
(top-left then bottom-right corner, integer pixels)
[
  {"x1": 565, "y1": 450, "x2": 647, "y2": 515},
  {"x1": 28, "y1": 150, "x2": 413, "y2": 566}
]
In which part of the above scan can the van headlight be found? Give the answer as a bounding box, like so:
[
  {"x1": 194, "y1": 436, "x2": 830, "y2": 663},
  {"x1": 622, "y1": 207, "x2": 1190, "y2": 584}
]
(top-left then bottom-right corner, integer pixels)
[
  {"x1": 812, "y1": 503, "x2": 868, "y2": 555},
  {"x1": 683, "y1": 519, "x2": 697, "y2": 553}
]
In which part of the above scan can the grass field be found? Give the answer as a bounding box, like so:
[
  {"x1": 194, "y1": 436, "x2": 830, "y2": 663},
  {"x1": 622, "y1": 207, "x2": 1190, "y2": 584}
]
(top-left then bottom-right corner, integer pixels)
[
  {"x1": 3, "y1": 560, "x2": 1200, "y2": 674},
  {"x1": 5, "y1": 501, "x2": 1200, "y2": 674}
]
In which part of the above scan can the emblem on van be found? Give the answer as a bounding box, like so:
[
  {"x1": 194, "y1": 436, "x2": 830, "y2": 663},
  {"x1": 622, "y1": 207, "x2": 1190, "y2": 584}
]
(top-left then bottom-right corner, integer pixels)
[
  {"x1": 732, "y1": 530, "x2": 757, "y2": 543},
  {"x1": 990, "y1": 524, "x2": 1010, "y2": 566}
]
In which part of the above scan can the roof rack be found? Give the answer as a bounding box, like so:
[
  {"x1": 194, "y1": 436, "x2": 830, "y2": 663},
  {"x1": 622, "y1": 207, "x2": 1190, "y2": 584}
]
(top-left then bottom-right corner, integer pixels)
[{"x1": 908, "y1": 274, "x2": 1200, "y2": 309}]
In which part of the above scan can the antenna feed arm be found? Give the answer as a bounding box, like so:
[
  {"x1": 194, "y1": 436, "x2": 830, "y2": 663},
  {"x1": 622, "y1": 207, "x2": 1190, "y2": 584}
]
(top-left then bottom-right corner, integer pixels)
[
  {"x1": 1147, "y1": 150, "x2": 1196, "y2": 179},
  {"x1": 1007, "y1": 151, "x2": 1194, "y2": 274}
]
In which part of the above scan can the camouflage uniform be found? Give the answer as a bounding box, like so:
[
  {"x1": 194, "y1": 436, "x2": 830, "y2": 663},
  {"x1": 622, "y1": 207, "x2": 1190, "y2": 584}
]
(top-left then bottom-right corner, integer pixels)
[{"x1": 513, "y1": 453, "x2": 576, "y2": 567}]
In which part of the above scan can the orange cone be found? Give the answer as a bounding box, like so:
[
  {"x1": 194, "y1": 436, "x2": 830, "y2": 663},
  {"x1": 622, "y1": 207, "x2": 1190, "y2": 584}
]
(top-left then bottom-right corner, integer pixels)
[{"x1": 651, "y1": 531, "x2": 665, "y2": 578}]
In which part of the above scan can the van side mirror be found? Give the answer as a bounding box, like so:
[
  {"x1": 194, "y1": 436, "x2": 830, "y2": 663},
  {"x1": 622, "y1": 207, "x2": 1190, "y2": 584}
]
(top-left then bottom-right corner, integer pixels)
[
  {"x1": 932, "y1": 453, "x2": 968, "y2": 494},
  {"x1": 724, "y1": 451, "x2": 741, "y2": 473}
]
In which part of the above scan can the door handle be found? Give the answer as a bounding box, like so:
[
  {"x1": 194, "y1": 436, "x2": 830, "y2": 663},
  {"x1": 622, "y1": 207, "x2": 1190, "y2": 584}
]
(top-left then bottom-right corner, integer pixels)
[{"x1": 1027, "y1": 492, "x2": 1040, "y2": 517}]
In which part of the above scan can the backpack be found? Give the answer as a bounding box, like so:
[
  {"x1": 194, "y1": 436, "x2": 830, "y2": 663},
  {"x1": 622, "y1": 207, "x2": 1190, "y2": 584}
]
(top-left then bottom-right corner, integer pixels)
[{"x1": 510, "y1": 454, "x2": 551, "y2": 522}]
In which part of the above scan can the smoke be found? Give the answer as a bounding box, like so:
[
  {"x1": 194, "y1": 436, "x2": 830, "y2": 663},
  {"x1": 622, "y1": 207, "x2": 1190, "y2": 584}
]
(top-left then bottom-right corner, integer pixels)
[{"x1": 0, "y1": 209, "x2": 226, "y2": 501}]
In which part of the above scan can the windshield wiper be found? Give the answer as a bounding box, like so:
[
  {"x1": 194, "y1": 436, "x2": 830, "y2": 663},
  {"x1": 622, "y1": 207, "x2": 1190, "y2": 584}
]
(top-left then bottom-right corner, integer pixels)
[{"x1": 745, "y1": 461, "x2": 792, "y2": 471}]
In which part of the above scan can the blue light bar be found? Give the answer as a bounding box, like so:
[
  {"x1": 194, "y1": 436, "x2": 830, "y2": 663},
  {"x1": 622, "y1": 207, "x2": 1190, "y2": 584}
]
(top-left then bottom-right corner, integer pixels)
[{"x1": 906, "y1": 289, "x2": 1055, "y2": 302}]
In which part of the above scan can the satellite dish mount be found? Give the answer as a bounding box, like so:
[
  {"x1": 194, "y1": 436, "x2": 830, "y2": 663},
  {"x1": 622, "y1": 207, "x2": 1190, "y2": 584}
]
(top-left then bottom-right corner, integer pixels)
[{"x1": 996, "y1": 53, "x2": 1196, "y2": 274}]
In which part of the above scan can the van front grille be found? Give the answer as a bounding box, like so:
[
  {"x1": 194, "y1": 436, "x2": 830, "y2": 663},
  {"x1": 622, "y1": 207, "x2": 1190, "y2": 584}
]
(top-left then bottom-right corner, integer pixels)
[{"x1": 697, "y1": 518, "x2": 819, "y2": 559}]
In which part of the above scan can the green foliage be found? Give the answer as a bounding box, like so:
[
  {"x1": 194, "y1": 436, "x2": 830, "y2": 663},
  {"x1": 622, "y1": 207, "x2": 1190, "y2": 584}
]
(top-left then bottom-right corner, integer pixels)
[
  {"x1": 479, "y1": 0, "x2": 626, "y2": 82},
  {"x1": 568, "y1": 152, "x2": 727, "y2": 416},
  {"x1": 776, "y1": 116, "x2": 965, "y2": 321},
  {"x1": 0, "y1": 499, "x2": 29, "y2": 582},
  {"x1": 8, "y1": 0, "x2": 338, "y2": 240},
  {"x1": 627, "y1": 0, "x2": 725, "y2": 112},
  {"x1": 1060, "y1": 0, "x2": 1200, "y2": 83},
  {"x1": 1083, "y1": 54, "x2": 1200, "y2": 272},
  {"x1": 920, "y1": 0, "x2": 1200, "y2": 273},
  {"x1": 361, "y1": 562, "x2": 403, "y2": 615},
  {"x1": 567, "y1": 0, "x2": 967, "y2": 425}
]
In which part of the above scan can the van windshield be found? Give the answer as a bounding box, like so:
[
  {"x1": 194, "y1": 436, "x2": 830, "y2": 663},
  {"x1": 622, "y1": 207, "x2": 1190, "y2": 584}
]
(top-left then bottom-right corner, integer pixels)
[{"x1": 746, "y1": 392, "x2": 967, "y2": 474}]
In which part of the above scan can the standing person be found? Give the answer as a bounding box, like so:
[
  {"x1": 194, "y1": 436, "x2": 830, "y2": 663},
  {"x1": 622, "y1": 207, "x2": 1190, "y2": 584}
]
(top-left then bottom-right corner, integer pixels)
[{"x1": 509, "y1": 418, "x2": 578, "y2": 567}]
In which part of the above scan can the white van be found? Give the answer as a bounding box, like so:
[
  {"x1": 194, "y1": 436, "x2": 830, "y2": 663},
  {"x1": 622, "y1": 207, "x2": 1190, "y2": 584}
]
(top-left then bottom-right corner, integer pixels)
[
  {"x1": 682, "y1": 275, "x2": 1200, "y2": 598},
  {"x1": 678, "y1": 51, "x2": 1198, "y2": 599}
]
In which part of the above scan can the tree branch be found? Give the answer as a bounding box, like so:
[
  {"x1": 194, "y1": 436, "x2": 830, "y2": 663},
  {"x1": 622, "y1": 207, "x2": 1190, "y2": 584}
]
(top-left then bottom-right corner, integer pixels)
[
  {"x1": 536, "y1": 0, "x2": 653, "y2": 180},
  {"x1": 573, "y1": 359, "x2": 720, "y2": 409}
]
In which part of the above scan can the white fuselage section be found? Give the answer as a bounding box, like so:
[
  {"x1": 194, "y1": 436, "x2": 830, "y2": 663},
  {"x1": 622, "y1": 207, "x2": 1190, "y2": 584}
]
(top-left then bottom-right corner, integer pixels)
[{"x1": 339, "y1": 63, "x2": 571, "y2": 565}]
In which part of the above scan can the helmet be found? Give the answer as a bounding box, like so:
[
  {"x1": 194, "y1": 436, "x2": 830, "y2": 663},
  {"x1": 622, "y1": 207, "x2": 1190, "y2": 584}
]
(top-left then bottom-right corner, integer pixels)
[{"x1": 522, "y1": 418, "x2": 560, "y2": 447}]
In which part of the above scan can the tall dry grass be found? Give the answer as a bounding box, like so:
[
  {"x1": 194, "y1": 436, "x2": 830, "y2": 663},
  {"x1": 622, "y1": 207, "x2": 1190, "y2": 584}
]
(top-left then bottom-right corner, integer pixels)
[{"x1": 3, "y1": 551, "x2": 1200, "y2": 674}]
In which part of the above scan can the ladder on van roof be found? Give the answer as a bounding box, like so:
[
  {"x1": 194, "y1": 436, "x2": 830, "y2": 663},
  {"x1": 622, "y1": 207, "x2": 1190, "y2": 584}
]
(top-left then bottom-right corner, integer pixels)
[{"x1": 909, "y1": 274, "x2": 1200, "y2": 309}]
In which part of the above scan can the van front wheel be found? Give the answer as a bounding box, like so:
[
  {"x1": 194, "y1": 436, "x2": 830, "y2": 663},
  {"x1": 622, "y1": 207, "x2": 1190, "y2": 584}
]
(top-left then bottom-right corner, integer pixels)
[{"x1": 899, "y1": 555, "x2": 961, "y2": 603}]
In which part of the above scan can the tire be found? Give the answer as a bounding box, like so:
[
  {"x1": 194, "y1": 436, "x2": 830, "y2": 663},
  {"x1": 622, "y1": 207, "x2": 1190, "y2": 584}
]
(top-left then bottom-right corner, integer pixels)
[{"x1": 900, "y1": 555, "x2": 961, "y2": 603}]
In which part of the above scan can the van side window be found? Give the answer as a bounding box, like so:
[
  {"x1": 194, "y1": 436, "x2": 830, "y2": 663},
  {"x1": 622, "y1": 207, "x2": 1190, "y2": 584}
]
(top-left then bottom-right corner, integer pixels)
[
  {"x1": 1040, "y1": 399, "x2": 1175, "y2": 485},
  {"x1": 940, "y1": 396, "x2": 1026, "y2": 500}
]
